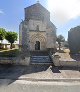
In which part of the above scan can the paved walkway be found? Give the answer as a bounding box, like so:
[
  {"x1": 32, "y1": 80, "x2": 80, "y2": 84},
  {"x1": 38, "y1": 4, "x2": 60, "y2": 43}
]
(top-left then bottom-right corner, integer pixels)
[
  {"x1": 1, "y1": 79, "x2": 80, "y2": 92},
  {"x1": 0, "y1": 64, "x2": 80, "y2": 81},
  {"x1": 56, "y1": 52, "x2": 80, "y2": 61}
]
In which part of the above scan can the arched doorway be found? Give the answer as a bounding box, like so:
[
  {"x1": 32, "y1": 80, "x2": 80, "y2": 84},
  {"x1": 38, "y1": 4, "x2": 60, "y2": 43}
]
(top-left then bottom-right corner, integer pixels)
[
  {"x1": 35, "y1": 41, "x2": 40, "y2": 50},
  {"x1": 30, "y1": 33, "x2": 46, "y2": 51}
]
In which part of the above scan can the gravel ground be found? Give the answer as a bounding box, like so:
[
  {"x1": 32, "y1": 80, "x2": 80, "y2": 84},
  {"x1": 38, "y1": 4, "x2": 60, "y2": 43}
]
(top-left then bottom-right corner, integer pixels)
[{"x1": 55, "y1": 52, "x2": 80, "y2": 61}]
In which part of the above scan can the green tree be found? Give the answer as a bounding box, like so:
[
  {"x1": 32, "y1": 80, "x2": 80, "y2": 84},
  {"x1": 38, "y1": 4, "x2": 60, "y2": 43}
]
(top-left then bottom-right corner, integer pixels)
[
  {"x1": 0, "y1": 28, "x2": 6, "y2": 49},
  {"x1": 5, "y1": 31, "x2": 18, "y2": 49},
  {"x1": 56, "y1": 35, "x2": 65, "y2": 50},
  {"x1": 64, "y1": 41, "x2": 69, "y2": 48},
  {"x1": 0, "y1": 28, "x2": 6, "y2": 43}
]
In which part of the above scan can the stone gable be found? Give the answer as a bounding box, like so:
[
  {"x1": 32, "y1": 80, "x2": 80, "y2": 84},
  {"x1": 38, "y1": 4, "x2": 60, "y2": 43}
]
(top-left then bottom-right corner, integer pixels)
[{"x1": 25, "y1": 3, "x2": 50, "y2": 22}]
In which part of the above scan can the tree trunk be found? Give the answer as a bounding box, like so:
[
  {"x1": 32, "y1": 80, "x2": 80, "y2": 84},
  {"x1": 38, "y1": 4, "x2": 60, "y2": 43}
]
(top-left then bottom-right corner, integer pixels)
[
  {"x1": 0, "y1": 43, "x2": 1, "y2": 49},
  {"x1": 10, "y1": 43, "x2": 13, "y2": 49},
  {"x1": 59, "y1": 43, "x2": 61, "y2": 50},
  {"x1": 0, "y1": 40, "x2": 3, "y2": 49}
]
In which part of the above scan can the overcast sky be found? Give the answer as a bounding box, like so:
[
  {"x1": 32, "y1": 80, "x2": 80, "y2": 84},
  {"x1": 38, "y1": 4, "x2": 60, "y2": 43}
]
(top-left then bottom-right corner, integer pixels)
[{"x1": 0, "y1": 0, "x2": 80, "y2": 42}]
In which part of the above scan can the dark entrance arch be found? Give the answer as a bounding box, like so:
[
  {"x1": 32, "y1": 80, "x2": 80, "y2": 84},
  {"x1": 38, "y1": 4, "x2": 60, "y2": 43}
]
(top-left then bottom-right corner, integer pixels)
[{"x1": 35, "y1": 41, "x2": 40, "y2": 50}]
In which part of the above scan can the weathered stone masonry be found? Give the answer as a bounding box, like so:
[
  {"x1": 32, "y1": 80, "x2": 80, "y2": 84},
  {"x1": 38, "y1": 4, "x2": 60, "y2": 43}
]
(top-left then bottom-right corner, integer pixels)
[{"x1": 19, "y1": 2, "x2": 56, "y2": 52}]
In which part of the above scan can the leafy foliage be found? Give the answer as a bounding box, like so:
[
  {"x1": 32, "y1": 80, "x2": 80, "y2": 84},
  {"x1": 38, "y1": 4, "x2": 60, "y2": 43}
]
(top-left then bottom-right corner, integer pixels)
[
  {"x1": 56, "y1": 35, "x2": 65, "y2": 50},
  {"x1": 5, "y1": 31, "x2": 18, "y2": 49},
  {"x1": 0, "y1": 28, "x2": 6, "y2": 41},
  {"x1": 0, "y1": 28, "x2": 6, "y2": 49},
  {"x1": 64, "y1": 41, "x2": 69, "y2": 48}
]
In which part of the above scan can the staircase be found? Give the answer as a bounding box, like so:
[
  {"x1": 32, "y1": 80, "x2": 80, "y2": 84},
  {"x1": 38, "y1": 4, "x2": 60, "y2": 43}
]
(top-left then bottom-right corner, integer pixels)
[{"x1": 30, "y1": 55, "x2": 53, "y2": 64}]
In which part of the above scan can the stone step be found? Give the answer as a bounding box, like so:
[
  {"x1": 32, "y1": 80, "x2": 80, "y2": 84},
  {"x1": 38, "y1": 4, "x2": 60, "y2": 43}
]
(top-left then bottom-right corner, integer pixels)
[
  {"x1": 30, "y1": 51, "x2": 48, "y2": 56},
  {"x1": 31, "y1": 59, "x2": 50, "y2": 61},
  {"x1": 31, "y1": 55, "x2": 49, "y2": 57},
  {"x1": 31, "y1": 57, "x2": 49, "y2": 59},
  {"x1": 32, "y1": 58, "x2": 49, "y2": 60},
  {"x1": 31, "y1": 56, "x2": 49, "y2": 59},
  {"x1": 31, "y1": 60, "x2": 50, "y2": 62},
  {"x1": 30, "y1": 55, "x2": 53, "y2": 63}
]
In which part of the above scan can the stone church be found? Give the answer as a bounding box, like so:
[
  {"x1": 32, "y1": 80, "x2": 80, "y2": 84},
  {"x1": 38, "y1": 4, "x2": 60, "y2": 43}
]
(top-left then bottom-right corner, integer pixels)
[{"x1": 19, "y1": 2, "x2": 56, "y2": 53}]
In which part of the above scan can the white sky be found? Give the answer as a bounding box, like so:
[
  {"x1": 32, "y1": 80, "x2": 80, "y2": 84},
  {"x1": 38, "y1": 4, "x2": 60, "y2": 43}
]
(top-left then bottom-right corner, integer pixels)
[{"x1": 47, "y1": 0, "x2": 80, "y2": 25}]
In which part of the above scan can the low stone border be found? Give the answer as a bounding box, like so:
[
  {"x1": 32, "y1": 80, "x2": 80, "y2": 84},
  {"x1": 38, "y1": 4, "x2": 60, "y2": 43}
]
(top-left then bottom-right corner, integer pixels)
[
  {"x1": 52, "y1": 55, "x2": 80, "y2": 67},
  {"x1": 0, "y1": 57, "x2": 30, "y2": 66},
  {"x1": 0, "y1": 57, "x2": 15, "y2": 64},
  {"x1": 52, "y1": 55, "x2": 60, "y2": 66},
  {"x1": 18, "y1": 78, "x2": 80, "y2": 82},
  {"x1": 1, "y1": 77, "x2": 80, "y2": 82}
]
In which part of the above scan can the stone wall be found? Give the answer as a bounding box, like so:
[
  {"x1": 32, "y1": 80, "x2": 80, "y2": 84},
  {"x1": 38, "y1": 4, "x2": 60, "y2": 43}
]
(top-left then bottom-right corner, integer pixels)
[
  {"x1": 46, "y1": 22, "x2": 56, "y2": 49},
  {"x1": 19, "y1": 22, "x2": 23, "y2": 46},
  {"x1": 29, "y1": 31, "x2": 46, "y2": 50},
  {"x1": 19, "y1": 21, "x2": 30, "y2": 57},
  {"x1": 52, "y1": 55, "x2": 80, "y2": 67},
  {"x1": 0, "y1": 57, "x2": 30, "y2": 66},
  {"x1": 19, "y1": 3, "x2": 56, "y2": 51},
  {"x1": 68, "y1": 26, "x2": 80, "y2": 53},
  {"x1": 28, "y1": 19, "x2": 47, "y2": 31},
  {"x1": 25, "y1": 3, "x2": 50, "y2": 22}
]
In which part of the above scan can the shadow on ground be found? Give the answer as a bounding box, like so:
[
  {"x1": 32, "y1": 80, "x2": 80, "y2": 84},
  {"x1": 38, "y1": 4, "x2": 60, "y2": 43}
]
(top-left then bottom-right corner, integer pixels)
[
  {"x1": 0, "y1": 64, "x2": 80, "y2": 85},
  {"x1": 70, "y1": 54, "x2": 80, "y2": 61}
]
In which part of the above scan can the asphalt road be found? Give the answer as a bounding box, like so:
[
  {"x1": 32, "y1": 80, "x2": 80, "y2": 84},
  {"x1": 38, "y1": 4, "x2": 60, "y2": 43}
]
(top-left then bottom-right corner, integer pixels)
[{"x1": 0, "y1": 79, "x2": 80, "y2": 92}]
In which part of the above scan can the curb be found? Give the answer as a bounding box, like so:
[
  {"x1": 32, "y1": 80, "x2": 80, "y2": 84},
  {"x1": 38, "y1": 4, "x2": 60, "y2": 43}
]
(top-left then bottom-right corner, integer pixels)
[
  {"x1": 1, "y1": 77, "x2": 80, "y2": 82},
  {"x1": 18, "y1": 78, "x2": 80, "y2": 82}
]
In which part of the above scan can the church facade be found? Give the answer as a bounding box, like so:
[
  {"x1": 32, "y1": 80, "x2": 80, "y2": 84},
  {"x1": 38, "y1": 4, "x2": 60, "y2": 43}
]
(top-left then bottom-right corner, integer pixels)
[{"x1": 19, "y1": 2, "x2": 56, "y2": 52}]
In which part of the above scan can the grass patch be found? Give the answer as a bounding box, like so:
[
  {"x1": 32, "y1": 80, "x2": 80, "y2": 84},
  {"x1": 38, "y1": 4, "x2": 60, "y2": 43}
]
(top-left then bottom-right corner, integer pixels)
[{"x1": 0, "y1": 49, "x2": 20, "y2": 57}]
